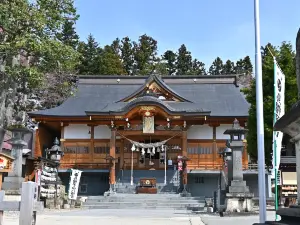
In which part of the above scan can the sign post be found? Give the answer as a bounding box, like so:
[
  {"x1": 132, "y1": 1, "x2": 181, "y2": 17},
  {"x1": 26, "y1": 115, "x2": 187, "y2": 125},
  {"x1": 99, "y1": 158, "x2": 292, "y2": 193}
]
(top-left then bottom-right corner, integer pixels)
[{"x1": 0, "y1": 153, "x2": 14, "y2": 190}]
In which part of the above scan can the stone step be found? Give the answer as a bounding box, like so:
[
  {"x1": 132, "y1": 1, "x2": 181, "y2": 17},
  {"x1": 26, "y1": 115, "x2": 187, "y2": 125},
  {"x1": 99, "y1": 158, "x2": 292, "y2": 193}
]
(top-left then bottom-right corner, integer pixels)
[
  {"x1": 86, "y1": 199, "x2": 205, "y2": 203},
  {"x1": 83, "y1": 205, "x2": 206, "y2": 210},
  {"x1": 83, "y1": 203, "x2": 205, "y2": 209},
  {"x1": 86, "y1": 195, "x2": 205, "y2": 200}
]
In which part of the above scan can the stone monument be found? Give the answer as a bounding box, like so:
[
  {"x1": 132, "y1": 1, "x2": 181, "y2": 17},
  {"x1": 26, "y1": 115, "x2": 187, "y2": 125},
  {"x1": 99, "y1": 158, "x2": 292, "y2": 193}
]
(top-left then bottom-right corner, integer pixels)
[
  {"x1": 253, "y1": 28, "x2": 300, "y2": 225},
  {"x1": 224, "y1": 119, "x2": 254, "y2": 212},
  {"x1": 2, "y1": 126, "x2": 31, "y2": 194}
]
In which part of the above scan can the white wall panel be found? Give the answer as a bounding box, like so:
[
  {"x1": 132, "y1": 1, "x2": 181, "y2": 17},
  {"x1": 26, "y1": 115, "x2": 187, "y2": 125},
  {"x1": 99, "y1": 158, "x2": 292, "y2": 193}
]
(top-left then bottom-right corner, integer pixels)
[
  {"x1": 64, "y1": 124, "x2": 91, "y2": 139},
  {"x1": 187, "y1": 125, "x2": 213, "y2": 139},
  {"x1": 94, "y1": 125, "x2": 111, "y2": 139}
]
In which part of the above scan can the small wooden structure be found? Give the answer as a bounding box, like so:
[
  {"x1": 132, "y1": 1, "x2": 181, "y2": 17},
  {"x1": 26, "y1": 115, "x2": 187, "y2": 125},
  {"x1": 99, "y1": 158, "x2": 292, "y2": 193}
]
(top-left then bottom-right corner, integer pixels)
[
  {"x1": 136, "y1": 178, "x2": 157, "y2": 194},
  {"x1": 0, "y1": 153, "x2": 14, "y2": 190}
]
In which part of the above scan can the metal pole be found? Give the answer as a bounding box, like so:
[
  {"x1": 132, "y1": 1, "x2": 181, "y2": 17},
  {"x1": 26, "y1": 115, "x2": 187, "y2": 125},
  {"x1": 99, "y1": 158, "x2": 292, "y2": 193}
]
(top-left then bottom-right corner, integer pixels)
[
  {"x1": 130, "y1": 150, "x2": 134, "y2": 185},
  {"x1": 164, "y1": 149, "x2": 167, "y2": 185},
  {"x1": 254, "y1": 0, "x2": 267, "y2": 222}
]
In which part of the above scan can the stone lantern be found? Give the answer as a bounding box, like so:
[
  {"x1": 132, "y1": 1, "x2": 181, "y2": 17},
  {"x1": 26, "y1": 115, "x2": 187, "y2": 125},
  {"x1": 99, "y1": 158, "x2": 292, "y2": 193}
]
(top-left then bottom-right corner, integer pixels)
[
  {"x1": 2, "y1": 126, "x2": 31, "y2": 194},
  {"x1": 45, "y1": 137, "x2": 64, "y2": 163},
  {"x1": 223, "y1": 118, "x2": 253, "y2": 212}
]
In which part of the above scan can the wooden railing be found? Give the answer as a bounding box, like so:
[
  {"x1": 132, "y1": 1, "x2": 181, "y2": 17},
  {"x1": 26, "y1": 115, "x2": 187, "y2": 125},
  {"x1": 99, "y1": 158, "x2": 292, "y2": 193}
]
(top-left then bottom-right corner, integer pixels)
[{"x1": 187, "y1": 142, "x2": 249, "y2": 171}]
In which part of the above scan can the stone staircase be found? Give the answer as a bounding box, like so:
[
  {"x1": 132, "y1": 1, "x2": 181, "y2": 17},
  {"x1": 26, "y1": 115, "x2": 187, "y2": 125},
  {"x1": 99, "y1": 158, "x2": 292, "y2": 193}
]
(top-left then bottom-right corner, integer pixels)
[
  {"x1": 115, "y1": 170, "x2": 180, "y2": 193},
  {"x1": 83, "y1": 193, "x2": 206, "y2": 210}
]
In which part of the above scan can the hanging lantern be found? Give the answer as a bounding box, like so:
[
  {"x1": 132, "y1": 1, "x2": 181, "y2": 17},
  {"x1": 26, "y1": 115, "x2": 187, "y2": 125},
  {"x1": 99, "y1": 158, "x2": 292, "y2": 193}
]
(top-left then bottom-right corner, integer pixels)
[
  {"x1": 157, "y1": 147, "x2": 160, "y2": 152},
  {"x1": 142, "y1": 148, "x2": 145, "y2": 155},
  {"x1": 147, "y1": 148, "x2": 151, "y2": 153},
  {"x1": 136, "y1": 147, "x2": 140, "y2": 152},
  {"x1": 131, "y1": 144, "x2": 136, "y2": 151},
  {"x1": 152, "y1": 146, "x2": 155, "y2": 154},
  {"x1": 161, "y1": 145, "x2": 164, "y2": 152}
]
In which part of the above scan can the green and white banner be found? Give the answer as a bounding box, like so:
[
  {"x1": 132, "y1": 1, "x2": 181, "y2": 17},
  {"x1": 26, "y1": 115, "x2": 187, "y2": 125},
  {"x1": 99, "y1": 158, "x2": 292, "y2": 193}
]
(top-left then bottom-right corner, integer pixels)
[{"x1": 272, "y1": 59, "x2": 285, "y2": 178}]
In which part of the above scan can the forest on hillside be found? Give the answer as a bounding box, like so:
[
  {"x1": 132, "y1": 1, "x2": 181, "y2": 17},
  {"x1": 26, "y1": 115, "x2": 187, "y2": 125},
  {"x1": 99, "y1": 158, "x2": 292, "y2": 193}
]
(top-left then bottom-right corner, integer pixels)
[{"x1": 75, "y1": 33, "x2": 253, "y2": 76}]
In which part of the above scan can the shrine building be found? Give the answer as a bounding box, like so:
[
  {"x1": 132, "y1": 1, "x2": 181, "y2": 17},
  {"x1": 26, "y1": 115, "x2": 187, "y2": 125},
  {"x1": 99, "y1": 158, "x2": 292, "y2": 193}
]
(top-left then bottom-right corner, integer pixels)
[{"x1": 28, "y1": 74, "x2": 271, "y2": 197}]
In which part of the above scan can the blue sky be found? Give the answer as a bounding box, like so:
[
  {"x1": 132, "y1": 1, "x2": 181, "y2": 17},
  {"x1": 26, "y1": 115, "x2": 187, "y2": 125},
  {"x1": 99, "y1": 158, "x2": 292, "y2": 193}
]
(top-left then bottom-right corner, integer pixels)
[{"x1": 74, "y1": 0, "x2": 300, "y2": 67}]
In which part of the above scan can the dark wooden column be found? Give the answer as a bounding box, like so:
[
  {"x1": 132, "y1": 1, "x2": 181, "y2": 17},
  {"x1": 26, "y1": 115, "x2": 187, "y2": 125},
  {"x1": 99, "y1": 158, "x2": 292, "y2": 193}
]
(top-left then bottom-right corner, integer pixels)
[
  {"x1": 89, "y1": 125, "x2": 95, "y2": 163},
  {"x1": 120, "y1": 139, "x2": 125, "y2": 170},
  {"x1": 182, "y1": 130, "x2": 188, "y2": 186},
  {"x1": 109, "y1": 129, "x2": 116, "y2": 186}
]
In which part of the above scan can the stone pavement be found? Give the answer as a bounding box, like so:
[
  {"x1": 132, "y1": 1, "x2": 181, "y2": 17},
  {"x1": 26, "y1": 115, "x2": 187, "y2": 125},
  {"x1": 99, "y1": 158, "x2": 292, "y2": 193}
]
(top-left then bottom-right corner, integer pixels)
[
  {"x1": 2, "y1": 209, "x2": 278, "y2": 225},
  {"x1": 201, "y1": 211, "x2": 277, "y2": 225},
  {"x1": 3, "y1": 209, "x2": 204, "y2": 225}
]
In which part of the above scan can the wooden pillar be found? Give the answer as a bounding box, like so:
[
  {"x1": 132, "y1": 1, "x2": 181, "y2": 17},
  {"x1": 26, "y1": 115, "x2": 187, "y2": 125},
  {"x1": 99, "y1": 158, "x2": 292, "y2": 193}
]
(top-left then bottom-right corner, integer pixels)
[
  {"x1": 109, "y1": 129, "x2": 116, "y2": 186},
  {"x1": 120, "y1": 139, "x2": 124, "y2": 170},
  {"x1": 182, "y1": 130, "x2": 188, "y2": 185},
  {"x1": 88, "y1": 125, "x2": 95, "y2": 162},
  {"x1": 60, "y1": 122, "x2": 68, "y2": 151},
  {"x1": 212, "y1": 126, "x2": 217, "y2": 168}
]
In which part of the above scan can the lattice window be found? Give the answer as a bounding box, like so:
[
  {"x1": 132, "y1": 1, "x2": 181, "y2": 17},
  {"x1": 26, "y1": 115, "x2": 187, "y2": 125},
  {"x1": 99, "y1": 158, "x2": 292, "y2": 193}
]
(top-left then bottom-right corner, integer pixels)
[
  {"x1": 194, "y1": 177, "x2": 204, "y2": 184},
  {"x1": 187, "y1": 145, "x2": 213, "y2": 154},
  {"x1": 64, "y1": 145, "x2": 89, "y2": 154}
]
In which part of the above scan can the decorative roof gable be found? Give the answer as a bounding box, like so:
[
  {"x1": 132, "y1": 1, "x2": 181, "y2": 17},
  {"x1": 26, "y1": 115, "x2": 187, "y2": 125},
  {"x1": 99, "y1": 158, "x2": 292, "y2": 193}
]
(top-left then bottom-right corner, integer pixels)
[{"x1": 117, "y1": 75, "x2": 192, "y2": 103}]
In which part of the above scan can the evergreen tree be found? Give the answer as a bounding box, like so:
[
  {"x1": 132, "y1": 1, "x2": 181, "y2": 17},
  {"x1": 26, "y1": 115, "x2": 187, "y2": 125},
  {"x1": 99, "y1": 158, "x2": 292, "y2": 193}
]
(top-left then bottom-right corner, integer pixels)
[
  {"x1": 98, "y1": 45, "x2": 125, "y2": 75},
  {"x1": 57, "y1": 20, "x2": 79, "y2": 49},
  {"x1": 162, "y1": 50, "x2": 177, "y2": 75},
  {"x1": 152, "y1": 58, "x2": 168, "y2": 76},
  {"x1": 223, "y1": 60, "x2": 235, "y2": 74},
  {"x1": 176, "y1": 44, "x2": 192, "y2": 75},
  {"x1": 235, "y1": 56, "x2": 253, "y2": 75},
  {"x1": 133, "y1": 34, "x2": 158, "y2": 75},
  {"x1": 111, "y1": 38, "x2": 121, "y2": 56},
  {"x1": 242, "y1": 42, "x2": 297, "y2": 164},
  {"x1": 190, "y1": 59, "x2": 206, "y2": 75},
  {"x1": 120, "y1": 37, "x2": 134, "y2": 75},
  {"x1": 77, "y1": 34, "x2": 100, "y2": 74},
  {"x1": 209, "y1": 57, "x2": 223, "y2": 75}
]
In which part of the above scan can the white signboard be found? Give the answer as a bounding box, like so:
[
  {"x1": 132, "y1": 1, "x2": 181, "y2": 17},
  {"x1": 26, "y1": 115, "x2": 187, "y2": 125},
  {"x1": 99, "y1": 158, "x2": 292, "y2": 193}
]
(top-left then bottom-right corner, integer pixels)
[
  {"x1": 143, "y1": 116, "x2": 154, "y2": 133},
  {"x1": 272, "y1": 61, "x2": 285, "y2": 178},
  {"x1": 68, "y1": 169, "x2": 82, "y2": 200}
]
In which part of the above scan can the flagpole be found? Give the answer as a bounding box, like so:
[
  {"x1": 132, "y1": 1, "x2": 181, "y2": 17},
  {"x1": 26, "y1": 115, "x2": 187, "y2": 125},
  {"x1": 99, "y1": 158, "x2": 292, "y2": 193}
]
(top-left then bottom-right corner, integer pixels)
[{"x1": 254, "y1": 0, "x2": 267, "y2": 223}]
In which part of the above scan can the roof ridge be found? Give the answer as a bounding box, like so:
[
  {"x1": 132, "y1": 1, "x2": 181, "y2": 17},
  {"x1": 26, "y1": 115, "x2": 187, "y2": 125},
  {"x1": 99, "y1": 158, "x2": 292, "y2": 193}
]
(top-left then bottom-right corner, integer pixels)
[{"x1": 78, "y1": 74, "x2": 240, "y2": 79}]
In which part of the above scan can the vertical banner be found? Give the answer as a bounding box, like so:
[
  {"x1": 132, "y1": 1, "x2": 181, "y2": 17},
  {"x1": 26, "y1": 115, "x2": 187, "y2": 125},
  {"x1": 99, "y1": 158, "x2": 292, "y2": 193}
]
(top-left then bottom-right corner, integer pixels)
[
  {"x1": 68, "y1": 169, "x2": 82, "y2": 200},
  {"x1": 272, "y1": 59, "x2": 285, "y2": 178}
]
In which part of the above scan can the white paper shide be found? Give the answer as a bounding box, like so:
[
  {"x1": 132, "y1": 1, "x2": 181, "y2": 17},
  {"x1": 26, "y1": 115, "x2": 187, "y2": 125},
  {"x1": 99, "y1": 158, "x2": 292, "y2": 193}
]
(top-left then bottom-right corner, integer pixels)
[{"x1": 68, "y1": 169, "x2": 82, "y2": 200}]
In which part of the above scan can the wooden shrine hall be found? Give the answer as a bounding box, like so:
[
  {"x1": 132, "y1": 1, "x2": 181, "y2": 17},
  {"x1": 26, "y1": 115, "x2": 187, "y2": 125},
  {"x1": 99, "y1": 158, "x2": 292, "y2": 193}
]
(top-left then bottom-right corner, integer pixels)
[{"x1": 28, "y1": 74, "x2": 251, "y2": 196}]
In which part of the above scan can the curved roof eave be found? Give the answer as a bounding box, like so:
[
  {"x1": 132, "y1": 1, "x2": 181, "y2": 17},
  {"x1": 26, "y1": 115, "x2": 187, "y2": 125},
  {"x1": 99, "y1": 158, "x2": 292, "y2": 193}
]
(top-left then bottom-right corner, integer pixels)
[{"x1": 86, "y1": 97, "x2": 210, "y2": 116}]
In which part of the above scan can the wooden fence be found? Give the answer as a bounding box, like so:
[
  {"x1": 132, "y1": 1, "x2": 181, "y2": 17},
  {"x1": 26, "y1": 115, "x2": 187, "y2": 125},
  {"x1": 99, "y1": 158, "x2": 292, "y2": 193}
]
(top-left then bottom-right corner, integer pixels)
[{"x1": 0, "y1": 182, "x2": 44, "y2": 225}]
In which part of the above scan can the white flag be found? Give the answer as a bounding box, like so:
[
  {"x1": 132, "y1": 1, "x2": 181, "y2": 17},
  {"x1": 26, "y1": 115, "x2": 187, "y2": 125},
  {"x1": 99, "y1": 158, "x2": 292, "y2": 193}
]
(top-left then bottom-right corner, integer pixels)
[
  {"x1": 68, "y1": 169, "x2": 82, "y2": 200},
  {"x1": 272, "y1": 59, "x2": 285, "y2": 178}
]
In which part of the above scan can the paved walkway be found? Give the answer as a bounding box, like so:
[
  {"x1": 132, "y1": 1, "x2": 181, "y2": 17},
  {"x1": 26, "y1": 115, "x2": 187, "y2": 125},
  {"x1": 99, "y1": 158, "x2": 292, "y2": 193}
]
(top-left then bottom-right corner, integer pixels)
[
  {"x1": 3, "y1": 209, "x2": 277, "y2": 225},
  {"x1": 201, "y1": 211, "x2": 277, "y2": 225},
  {"x1": 4, "y1": 209, "x2": 204, "y2": 225}
]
